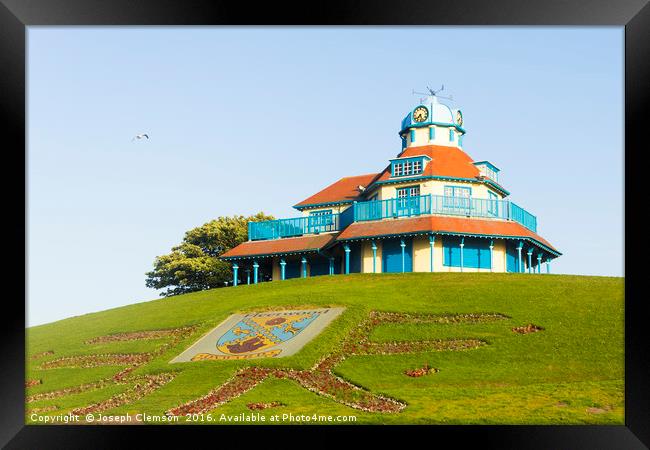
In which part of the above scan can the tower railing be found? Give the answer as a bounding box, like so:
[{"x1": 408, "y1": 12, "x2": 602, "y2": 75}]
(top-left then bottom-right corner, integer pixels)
[{"x1": 353, "y1": 194, "x2": 537, "y2": 233}]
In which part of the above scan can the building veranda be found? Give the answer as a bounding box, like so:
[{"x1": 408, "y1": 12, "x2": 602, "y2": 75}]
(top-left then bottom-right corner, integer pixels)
[{"x1": 221, "y1": 92, "x2": 561, "y2": 285}]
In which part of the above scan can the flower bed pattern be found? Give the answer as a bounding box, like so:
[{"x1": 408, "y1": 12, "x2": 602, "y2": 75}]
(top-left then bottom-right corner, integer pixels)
[
  {"x1": 27, "y1": 405, "x2": 58, "y2": 414},
  {"x1": 247, "y1": 401, "x2": 284, "y2": 410},
  {"x1": 25, "y1": 379, "x2": 42, "y2": 388},
  {"x1": 368, "y1": 312, "x2": 508, "y2": 325},
  {"x1": 30, "y1": 350, "x2": 54, "y2": 360},
  {"x1": 404, "y1": 364, "x2": 439, "y2": 377},
  {"x1": 40, "y1": 353, "x2": 152, "y2": 370},
  {"x1": 166, "y1": 311, "x2": 506, "y2": 415},
  {"x1": 85, "y1": 327, "x2": 195, "y2": 345},
  {"x1": 27, "y1": 379, "x2": 113, "y2": 404},
  {"x1": 512, "y1": 324, "x2": 544, "y2": 334},
  {"x1": 71, "y1": 373, "x2": 176, "y2": 415},
  {"x1": 29, "y1": 312, "x2": 519, "y2": 418},
  {"x1": 28, "y1": 326, "x2": 196, "y2": 413}
]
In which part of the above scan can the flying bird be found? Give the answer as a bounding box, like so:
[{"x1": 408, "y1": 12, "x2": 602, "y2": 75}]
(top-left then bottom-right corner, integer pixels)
[{"x1": 132, "y1": 133, "x2": 149, "y2": 141}]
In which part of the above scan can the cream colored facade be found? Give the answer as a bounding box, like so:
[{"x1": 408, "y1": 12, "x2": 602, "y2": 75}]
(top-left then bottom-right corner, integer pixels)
[
  {"x1": 272, "y1": 257, "x2": 281, "y2": 280},
  {"x1": 268, "y1": 235, "x2": 508, "y2": 276},
  {"x1": 361, "y1": 240, "x2": 383, "y2": 273},
  {"x1": 271, "y1": 255, "x2": 315, "y2": 280},
  {"x1": 299, "y1": 204, "x2": 351, "y2": 217},
  {"x1": 373, "y1": 178, "x2": 503, "y2": 202},
  {"x1": 406, "y1": 125, "x2": 462, "y2": 148}
]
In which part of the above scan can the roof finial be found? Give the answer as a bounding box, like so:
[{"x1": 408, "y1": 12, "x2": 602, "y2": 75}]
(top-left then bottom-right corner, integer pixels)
[
  {"x1": 427, "y1": 85, "x2": 444, "y2": 96},
  {"x1": 412, "y1": 85, "x2": 454, "y2": 102}
]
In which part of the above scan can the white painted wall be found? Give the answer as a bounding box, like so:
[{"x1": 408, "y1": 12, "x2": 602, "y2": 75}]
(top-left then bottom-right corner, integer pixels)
[{"x1": 406, "y1": 125, "x2": 461, "y2": 148}]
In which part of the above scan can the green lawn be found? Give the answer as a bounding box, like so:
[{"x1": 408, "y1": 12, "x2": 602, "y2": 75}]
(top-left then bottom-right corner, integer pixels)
[{"x1": 26, "y1": 273, "x2": 624, "y2": 425}]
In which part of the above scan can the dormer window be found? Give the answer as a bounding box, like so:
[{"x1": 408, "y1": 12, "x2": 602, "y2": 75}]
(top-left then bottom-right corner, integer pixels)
[
  {"x1": 390, "y1": 155, "x2": 430, "y2": 178},
  {"x1": 473, "y1": 161, "x2": 500, "y2": 182}
]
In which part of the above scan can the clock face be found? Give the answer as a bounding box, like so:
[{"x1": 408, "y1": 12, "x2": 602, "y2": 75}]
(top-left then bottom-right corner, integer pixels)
[
  {"x1": 456, "y1": 110, "x2": 463, "y2": 126},
  {"x1": 413, "y1": 106, "x2": 429, "y2": 123}
]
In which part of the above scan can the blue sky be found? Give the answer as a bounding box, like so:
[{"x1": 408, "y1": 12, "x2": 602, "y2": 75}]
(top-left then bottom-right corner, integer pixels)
[{"x1": 27, "y1": 27, "x2": 623, "y2": 326}]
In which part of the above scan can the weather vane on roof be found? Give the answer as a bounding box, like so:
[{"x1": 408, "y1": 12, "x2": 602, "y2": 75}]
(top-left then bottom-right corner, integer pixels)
[{"x1": 412, "y1": 85, "x2": 454, "y2": 103}]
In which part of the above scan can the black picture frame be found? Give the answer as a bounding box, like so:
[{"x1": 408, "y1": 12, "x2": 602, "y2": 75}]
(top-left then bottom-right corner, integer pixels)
[{"x1": 1, "y1": 0, "x2": 647, "y2": 447}]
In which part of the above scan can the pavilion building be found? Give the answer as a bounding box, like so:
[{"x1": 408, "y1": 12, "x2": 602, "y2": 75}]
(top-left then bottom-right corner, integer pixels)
[{"x1": 220, "y1": 93, "x2": 561, "y2": 284}]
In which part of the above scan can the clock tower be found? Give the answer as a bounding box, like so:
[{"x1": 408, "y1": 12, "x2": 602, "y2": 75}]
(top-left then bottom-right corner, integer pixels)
[{"x1": 399, "y1": 92, "x2": 465, "y2": 150}]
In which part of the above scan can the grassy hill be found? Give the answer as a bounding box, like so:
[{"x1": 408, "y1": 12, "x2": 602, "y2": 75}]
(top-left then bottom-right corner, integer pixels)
[{"x1": 26, "y1": 273, "x2": 624, "y2": 425}]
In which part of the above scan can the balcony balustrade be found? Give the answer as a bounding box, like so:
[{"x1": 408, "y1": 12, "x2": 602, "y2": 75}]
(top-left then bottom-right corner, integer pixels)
[
  {"x1": 248, "y1": 213, "x2": 342, "y2": 241},
  {"x1": 353, "y1": 194, "x2": 537, "y2": 232},
  {"x1": 248, "y1": 194, "x2": 538, "y2": 241}
]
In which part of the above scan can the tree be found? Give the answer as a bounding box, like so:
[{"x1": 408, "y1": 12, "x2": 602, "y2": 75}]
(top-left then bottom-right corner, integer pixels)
[{"x1": 145, "y1": 212, "x2": 274, "y2": 296}]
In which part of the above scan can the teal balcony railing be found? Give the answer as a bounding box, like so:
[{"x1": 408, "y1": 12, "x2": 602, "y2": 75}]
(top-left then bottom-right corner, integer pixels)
[
  {"x1": 247, "y1": 196, "x2": 538, "y2": 241},
  {"x1": 248, "y1": 213, "x2": 342, "y2": 241},
  {"x1": 353, "y1": 194, "x2": 538, "y2": 232},
  {"x1": 509, "y1": 202, "x2": 538, "y2": 233},
  {"x1": 353, "y1": 195, "x2": 432, "y2": 221}
]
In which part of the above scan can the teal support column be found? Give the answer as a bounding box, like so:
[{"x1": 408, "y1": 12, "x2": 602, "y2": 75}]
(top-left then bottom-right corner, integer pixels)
[
  {"x1": 232, "y1": 264, "x2": 238, "y2": 287},
  {"x1": 489, "y1": 240, "x2": 494, "y2": 272},
  {"x1": 280, "y1": 259, "x2": 286, "y2": 280},
  {"x1": 537, "y1": 254, "x2": 542, "y2": 274},
  {"x1": 301, "y1": 257, "x2": 307, "y2": 278},
  {"x1": 460, "y1": 237, "x2": 465, "y2": 272},
  {"x1": 344, "y1": 244, "x2": 350, "y2": 275},
  {"x1": 400, "y1": 239, "x2": 406, "y2": 273},
  {"x1": 329, "y1": 257, "x2": 334, "y2": 275},
  {"x1": 526, "y1": 250, "x2": 533, "y2": 274},
  {"x1": 517, "y1": 241, "x2": 523, "y2": 273},
  {"x1": 546, "y1": 258, "x2": 551, "y2": 274},
  {"x1": 246, "y1": 269, "x2": 251, "y2": 285},
  {"x1": 429, "y1": 234, "x2": 435, "y2": 272},
  {"x1": 253, "y1": 261, "x2": 259, "y2": 284},
  {"x1": 371, "y1": 241, "x2": 377, "y2": 273}
]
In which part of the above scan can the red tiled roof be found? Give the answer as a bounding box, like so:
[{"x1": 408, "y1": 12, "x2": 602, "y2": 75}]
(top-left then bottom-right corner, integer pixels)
[
  {"x1": 294, "y1": 146, "x2": 508, "y2": 209},
  {"x1": 337, "y1": 216, "x2": 560, "y2": 254},
  {"x1": 374, "y1": 145, "x2": 481, "y2": 183},
  {"x1": 220, "y1": 233, "x2": 337, "y2": 259},
  {"x1": 294, "y1": 173, "x2": 380, "y2": 208}
]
